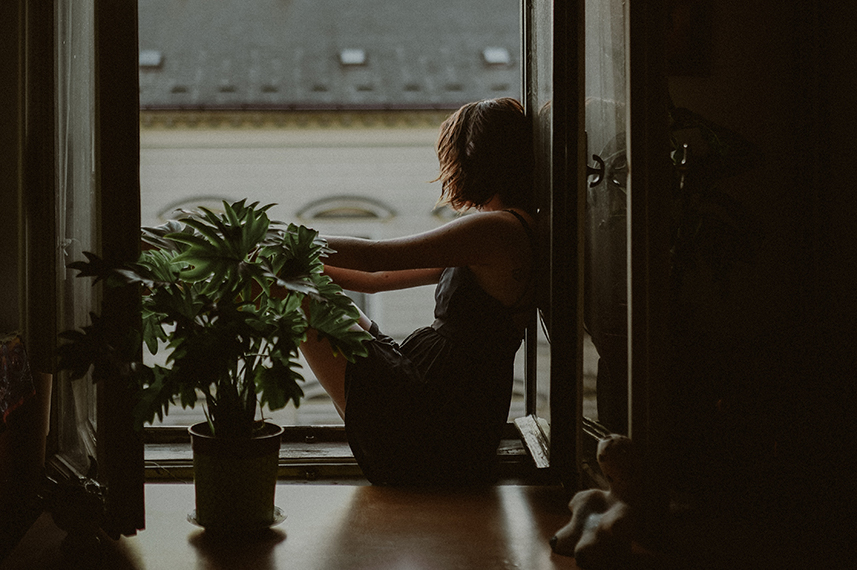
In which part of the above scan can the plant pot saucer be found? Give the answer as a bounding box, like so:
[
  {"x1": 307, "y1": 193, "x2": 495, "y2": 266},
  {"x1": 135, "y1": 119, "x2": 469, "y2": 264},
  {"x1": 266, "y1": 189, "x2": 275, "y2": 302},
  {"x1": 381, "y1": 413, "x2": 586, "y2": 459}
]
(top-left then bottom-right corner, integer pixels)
[{"x1": 187, "y1": 506, "x2": 286, "y2": 532}]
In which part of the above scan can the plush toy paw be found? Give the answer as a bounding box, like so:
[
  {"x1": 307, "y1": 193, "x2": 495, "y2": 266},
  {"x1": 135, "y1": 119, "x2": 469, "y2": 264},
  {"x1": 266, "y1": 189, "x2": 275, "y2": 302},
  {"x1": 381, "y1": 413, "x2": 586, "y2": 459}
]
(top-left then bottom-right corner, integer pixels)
[{"x1": 550, "y1": 435, "x2": 648, "y2": 569}]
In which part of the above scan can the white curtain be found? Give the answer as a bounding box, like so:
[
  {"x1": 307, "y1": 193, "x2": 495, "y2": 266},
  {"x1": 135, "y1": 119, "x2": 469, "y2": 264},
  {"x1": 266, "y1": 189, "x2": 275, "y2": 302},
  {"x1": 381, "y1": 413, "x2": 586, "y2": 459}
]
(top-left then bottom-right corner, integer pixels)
[{"x1": 55, "y1": 0, "x2": 98, "y2": 472}]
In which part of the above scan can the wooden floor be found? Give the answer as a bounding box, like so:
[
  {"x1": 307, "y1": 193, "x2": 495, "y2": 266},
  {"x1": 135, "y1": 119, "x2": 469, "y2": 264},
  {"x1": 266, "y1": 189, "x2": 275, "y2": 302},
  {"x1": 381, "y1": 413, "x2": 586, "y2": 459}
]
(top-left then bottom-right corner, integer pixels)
[{"x1": 3, "y1": 483, "x2": 581, "y2": 570}]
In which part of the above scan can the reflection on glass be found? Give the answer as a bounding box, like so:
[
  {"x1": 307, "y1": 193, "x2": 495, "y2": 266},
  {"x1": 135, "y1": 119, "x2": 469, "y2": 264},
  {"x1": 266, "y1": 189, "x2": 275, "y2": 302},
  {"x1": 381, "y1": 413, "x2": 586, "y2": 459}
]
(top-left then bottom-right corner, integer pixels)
[
  {"x1": 584, "y1": 0, "x2": 628, "y2": 434},
  {"x1": 525, "y1": 0, "x2": 554, "y2": 426}
]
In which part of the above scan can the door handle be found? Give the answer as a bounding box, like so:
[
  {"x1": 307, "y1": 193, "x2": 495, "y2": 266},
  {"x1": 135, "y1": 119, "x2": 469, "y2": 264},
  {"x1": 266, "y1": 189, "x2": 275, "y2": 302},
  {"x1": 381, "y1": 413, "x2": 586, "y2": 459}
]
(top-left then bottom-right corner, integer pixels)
[{"x1": 587, "y1": 154, "x2": 605, "y2": 187}]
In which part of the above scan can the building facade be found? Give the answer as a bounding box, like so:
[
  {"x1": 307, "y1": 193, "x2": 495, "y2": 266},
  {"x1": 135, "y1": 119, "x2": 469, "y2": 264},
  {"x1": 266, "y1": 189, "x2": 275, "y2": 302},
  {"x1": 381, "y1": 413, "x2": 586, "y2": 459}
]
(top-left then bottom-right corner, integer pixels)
[{"x1": 136, "y1": 0, "x2": 568, "y2": 425}]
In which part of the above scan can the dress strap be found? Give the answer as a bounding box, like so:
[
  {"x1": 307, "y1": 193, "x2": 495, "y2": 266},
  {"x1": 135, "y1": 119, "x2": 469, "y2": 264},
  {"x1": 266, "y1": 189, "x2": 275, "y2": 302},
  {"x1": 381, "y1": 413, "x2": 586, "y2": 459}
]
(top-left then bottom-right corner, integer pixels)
[
  {"x1": 504, "y1": 209, "x2": 535, "y2": 246},
  {"x1": 503, "y1": 209, "x2": 537, "y2": 312}
]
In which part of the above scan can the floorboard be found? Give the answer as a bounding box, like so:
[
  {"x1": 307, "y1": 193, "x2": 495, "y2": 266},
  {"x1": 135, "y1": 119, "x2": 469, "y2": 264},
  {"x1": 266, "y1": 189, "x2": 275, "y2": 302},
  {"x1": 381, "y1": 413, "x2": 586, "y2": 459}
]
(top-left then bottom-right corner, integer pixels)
[{"x1": 2, "y1": 483, "x2": 580, "y2": 570}]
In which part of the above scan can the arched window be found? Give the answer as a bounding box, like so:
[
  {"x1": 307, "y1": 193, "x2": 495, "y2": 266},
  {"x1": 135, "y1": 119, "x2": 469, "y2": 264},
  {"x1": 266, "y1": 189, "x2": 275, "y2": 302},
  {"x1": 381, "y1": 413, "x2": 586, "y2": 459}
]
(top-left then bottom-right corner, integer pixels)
[
  {"x1": 156, "y1": 196, "x2": 234, "y2": 223},
  {"x1": 296, "y1": 196, "x2": 395, "y2": 221}
]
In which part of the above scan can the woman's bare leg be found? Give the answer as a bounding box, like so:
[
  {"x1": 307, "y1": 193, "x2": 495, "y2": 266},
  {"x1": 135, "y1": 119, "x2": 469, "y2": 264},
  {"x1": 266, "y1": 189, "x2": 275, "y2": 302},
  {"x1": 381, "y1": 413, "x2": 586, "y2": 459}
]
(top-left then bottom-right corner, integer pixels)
[
  {"x1": 299, "y1": 332, "x2": 349, "y2": 419},
  {"x1": 299, "y1": 304, "x2": 372, "y2": 420}
]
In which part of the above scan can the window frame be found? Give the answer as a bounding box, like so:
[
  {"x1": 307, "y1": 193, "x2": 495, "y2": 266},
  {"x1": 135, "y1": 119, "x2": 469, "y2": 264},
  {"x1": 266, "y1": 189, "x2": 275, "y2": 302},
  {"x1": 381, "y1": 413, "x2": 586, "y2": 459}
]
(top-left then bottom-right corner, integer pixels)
[
  {"x1": 4, "y1": 0, "x2": 145, "y2": 539},
  {"x1": 571, "y1": 0, "x2": 672, "y2": 489},
  {"x1": 138, "y1": 2, "x2": 561, "y2": 482},
  {"x1": 521, "y1": 0, "x2": 672, "y2": 491},
  {"x1": 24, "y1": 0, "x2": 674, "y2": 535},
  {"x1": 40, "y1": 0, "x2": 144, "y2": 538},
  {"x1": 624, "y1": 0, "x2": 671, "y2": 485},
  {"x1": 91, "y1": 0, "x2": 145, "y2": 537}
]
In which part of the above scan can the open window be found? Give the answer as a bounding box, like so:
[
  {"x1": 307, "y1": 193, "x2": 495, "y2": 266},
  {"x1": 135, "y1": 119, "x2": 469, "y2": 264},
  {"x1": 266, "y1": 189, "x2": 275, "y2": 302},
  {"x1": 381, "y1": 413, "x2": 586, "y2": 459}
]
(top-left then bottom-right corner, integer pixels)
[
  {"x1": 135, "y1": 0, "x2": 552, "y2": 477},
  {"x1": 523, "y1": 0, "x2": 671, "y2": 489},
  {"x1": 8, "y1": 0, "x2": 670, "y2": 538}
]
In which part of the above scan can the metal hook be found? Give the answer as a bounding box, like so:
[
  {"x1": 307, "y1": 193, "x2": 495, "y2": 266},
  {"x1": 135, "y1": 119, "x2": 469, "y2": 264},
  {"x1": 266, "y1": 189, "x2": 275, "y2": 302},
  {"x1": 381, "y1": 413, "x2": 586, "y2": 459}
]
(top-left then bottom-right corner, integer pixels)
[{"x1": 587, "y1": 154, "x2": 605, "y2": 187}]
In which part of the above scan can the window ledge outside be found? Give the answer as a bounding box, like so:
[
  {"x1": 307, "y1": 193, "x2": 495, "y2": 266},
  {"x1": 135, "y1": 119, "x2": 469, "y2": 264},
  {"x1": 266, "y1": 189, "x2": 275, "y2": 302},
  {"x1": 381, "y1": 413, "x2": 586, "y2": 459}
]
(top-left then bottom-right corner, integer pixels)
[{"x1": 143, "y1": 424, "x2": 552, "y2": 484}]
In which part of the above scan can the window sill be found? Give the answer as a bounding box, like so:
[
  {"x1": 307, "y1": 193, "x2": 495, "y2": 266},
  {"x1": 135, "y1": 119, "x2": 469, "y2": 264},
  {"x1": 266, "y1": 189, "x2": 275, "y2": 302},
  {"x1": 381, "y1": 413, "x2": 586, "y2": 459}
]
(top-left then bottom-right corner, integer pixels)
[{"x1": 143, "y1": 424, "x2": 552, "y2": 484}]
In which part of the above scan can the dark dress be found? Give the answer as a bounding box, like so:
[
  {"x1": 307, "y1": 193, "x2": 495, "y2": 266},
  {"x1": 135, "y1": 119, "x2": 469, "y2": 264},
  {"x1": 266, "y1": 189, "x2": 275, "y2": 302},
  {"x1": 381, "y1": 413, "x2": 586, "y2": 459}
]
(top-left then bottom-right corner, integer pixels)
[{"x1": 344, "y1": 211, "x2": 533, "y2": 486}]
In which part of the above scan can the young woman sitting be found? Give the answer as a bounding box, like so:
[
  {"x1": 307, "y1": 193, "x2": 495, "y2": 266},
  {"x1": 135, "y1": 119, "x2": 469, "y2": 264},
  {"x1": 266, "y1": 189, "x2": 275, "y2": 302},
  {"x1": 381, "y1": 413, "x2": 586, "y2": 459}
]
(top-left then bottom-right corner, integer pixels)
[{"x1": 300, "y1": 97, "x2": 537, "y2": 486}]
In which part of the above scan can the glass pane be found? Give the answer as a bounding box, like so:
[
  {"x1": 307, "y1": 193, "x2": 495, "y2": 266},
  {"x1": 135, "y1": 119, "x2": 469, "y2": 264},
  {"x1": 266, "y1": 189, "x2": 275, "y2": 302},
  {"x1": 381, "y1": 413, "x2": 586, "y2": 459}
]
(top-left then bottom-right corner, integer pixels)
[
  {"x1": 584, "y1": 0, "x2": 628, "y2": 434},
  {"x1": 524, "y1": 0, "x2": 554, "y2": 425},
  {"x1": 55, "y1": 0, "x2": 98, "y2": 472},
  {"x1": 137, "y1": 0, "x2": 526, "y2": 427}
]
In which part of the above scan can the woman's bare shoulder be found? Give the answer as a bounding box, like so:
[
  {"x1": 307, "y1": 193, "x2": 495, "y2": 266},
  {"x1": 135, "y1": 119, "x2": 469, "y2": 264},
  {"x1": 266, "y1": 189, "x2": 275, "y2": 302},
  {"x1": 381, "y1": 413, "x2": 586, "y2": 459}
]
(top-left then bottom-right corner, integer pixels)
[{"x1": 448, "y1": 208, "x2": 533, "y2": 234}]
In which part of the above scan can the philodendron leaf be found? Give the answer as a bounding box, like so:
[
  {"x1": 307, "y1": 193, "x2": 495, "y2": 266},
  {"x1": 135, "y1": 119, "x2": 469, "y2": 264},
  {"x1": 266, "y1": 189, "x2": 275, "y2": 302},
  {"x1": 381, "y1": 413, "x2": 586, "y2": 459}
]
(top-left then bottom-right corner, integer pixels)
[
  {"x1": 270, "y1": 272, "x2": 319, "y2": 296},
  {"x1": 256, "y1": 360, "x2": 305, "y2": 411},
  {"x1": 56, "y1": 312, "x2": 142, "y2": 383},
  {"x1": 141, "y1": 307, "x2": 168, "y2": 355},
  {"x1": 310, "y1": 275, "x2": 364, "y2": 315},
  {"x1": 307, "y1": 295, "x2": 371, "y2": 362},
  {"x1": 168, "y1": 232, "x2": 230, "y2": 281},
  {"x1": 67, "y1": 252, "x2": 124, "y2": 285},
  {"x1": 56, "y1": 322, "x2": 102, "y2": 381},
  {"x1": 264, "y1": 223, "x2": 327, "y2": 279},
  {"x1": 136, "y1": 248, "x2": 186, "y2": 285},
  {"x1": 132, "y1": 366, "x2": 178, "y2": 431}
]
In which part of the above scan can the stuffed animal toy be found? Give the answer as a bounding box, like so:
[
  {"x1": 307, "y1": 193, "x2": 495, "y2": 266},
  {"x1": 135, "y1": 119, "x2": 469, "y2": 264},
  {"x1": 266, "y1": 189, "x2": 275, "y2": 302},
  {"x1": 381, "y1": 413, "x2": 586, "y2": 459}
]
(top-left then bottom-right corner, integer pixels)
[{"x1": 550, "y1": 434, "x2": 661, "y2": 569}]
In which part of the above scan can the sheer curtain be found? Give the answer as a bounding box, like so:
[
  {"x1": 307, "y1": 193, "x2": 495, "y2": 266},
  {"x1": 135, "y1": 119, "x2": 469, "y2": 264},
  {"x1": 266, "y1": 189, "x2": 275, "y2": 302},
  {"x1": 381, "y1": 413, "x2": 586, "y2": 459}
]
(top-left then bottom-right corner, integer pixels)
[
  {"x1": 55, "y1": 0, "x2": 98, "y2": 475},
  {"x1": 52, "y1": 0, "x2": 145, "y2": 536}
]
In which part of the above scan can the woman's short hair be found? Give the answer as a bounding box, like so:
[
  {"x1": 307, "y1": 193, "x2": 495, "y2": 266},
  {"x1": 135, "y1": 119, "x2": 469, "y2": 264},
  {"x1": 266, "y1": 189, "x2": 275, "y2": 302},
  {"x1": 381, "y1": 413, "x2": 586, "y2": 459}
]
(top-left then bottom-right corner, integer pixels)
[{"x1": 435, "y1": 98, "x2": 535, "y2": 212}]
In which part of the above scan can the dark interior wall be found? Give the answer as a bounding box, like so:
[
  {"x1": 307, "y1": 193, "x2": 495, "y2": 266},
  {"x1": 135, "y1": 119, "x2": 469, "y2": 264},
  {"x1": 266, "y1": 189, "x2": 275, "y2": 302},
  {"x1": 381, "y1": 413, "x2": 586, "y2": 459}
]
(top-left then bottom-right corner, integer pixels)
[
  {"x1": 666, "y1": 0, "x2": 854, "y2": 560},
  {"x1": 0, "y1": 1, "x2": 23, "y2": 333},
  {"x1": 816, "y1": 3, "x2": 857, "y2": 407},
  {"x1": 814, "y1": 3, "x2": 856, "y2": 557},
  {"x1": 668, "y1": 0, "x2": 855, "y2": 385},
  {"x1": 668, "y1": 1, "x2": 809, "y2": 384},
  {"x1": 664, "y1": 3, "x2": 812, "y2": 503}
]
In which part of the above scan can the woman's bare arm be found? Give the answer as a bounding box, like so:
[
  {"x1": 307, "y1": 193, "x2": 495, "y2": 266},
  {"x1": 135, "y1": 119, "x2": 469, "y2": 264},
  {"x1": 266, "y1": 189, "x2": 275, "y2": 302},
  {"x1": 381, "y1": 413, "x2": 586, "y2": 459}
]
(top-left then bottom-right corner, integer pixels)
[
  {"x1": 323, "y1": 266, "x2": 443, "y2": 294},
  {"x1": 322, "y1": 211, "x2": 520, "y2": 273}
]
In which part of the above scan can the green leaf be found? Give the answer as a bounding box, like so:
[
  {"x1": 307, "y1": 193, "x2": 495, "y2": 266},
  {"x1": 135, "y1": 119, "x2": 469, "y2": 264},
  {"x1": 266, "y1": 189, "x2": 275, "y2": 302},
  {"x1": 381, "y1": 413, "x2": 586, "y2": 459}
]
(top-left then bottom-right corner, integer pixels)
[
  {"x1": 256, "y1": 360, "x2": 305, "y2": 411},
  {"x1": 307, "y1": 291, "x2": 371, "y2": 362},
  {"x1": 57, "y1": 199, "x2": 373, "y2": 437},
  {"x1": 67, "y1": 251, "x2": 124, "y2": 285},
  {"x1": 132, "y1": 366, "x2": 180, "y2": 431}
]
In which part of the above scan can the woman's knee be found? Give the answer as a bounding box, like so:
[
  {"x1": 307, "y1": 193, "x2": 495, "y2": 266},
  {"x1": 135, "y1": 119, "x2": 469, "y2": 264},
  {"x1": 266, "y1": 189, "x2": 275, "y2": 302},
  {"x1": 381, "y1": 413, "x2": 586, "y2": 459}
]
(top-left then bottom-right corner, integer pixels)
[{"x1": 299, "y1": 330, "x2": 348, "y2": 415}]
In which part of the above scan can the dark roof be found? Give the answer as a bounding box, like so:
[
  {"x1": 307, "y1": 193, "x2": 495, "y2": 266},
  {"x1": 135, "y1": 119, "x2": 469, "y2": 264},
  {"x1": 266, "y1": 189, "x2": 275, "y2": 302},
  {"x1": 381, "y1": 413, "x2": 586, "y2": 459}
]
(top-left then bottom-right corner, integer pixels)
[{"x1": 138, "y1": 0, "x2": 521, "y2": 111}]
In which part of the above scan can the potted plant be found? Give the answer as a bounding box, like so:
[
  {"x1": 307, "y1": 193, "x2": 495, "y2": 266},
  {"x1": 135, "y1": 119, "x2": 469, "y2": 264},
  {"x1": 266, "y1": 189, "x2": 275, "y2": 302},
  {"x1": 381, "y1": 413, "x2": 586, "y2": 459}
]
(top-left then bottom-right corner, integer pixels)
[{"x1": 58, "y1": 199, "x2": 370, "y2": 532}]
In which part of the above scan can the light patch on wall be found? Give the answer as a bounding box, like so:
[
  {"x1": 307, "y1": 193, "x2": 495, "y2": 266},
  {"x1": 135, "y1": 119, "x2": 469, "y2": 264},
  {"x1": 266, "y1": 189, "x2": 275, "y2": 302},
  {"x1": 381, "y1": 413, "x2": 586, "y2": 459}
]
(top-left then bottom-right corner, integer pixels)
[
  {"x1": 139, "y1": 49, "x2": 163, "y2": 69},
  {"x1": 482, "y1": 46, "x2": 511, "y2": 67},
  {"x1": 339, "y1": 48, "x2": 367, "y2": 66}
]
